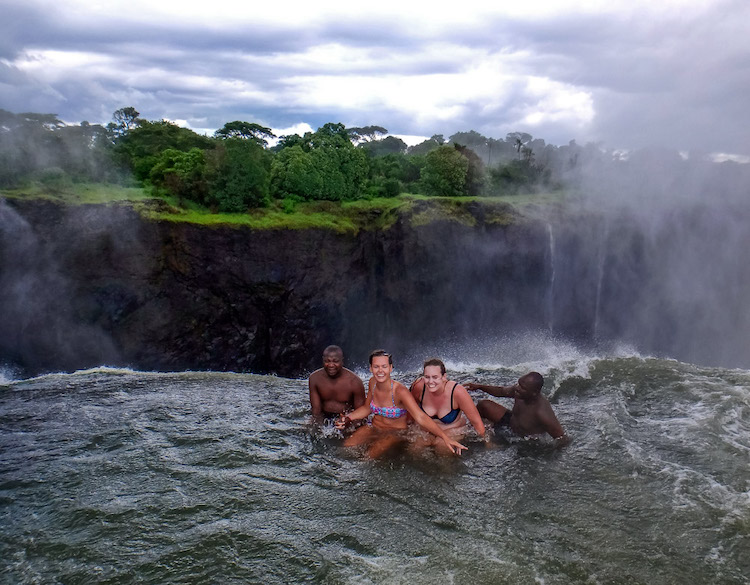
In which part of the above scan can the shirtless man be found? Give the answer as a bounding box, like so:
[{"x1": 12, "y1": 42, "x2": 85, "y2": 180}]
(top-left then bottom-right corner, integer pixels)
[
  {"x1": 308, "y1": 345, "x2": 366, "y2": 421},
  {"x1": 465, "y1": 372, "x2": 566, "y2": 440}
]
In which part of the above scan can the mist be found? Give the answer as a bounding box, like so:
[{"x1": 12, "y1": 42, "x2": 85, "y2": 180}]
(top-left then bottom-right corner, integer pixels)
[
  {"x1": 0, "y1": 200, "x2": 121, "y2": 376},
  {"x1": 543, "y1": 150, "x2": 750, "y2": 368}
]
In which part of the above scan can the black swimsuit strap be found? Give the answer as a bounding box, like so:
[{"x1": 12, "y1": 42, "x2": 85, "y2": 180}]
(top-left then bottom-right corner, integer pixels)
[
  {"x1": 449, "y1": 382, "x2": 458, "y2": 409},
  {"x1": 422, "y1": 380, "x2": 458, "y2": 413}
]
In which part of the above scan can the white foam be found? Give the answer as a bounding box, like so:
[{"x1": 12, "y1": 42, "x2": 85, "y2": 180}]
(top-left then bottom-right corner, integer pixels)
[{"x1": 0, "y1": 366, "x2": 17, "y2": 385}]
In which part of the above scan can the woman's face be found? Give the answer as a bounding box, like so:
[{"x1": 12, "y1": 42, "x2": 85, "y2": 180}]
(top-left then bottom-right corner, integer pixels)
[
  {"x1": 423, "y1": 365, "x2": 446, "y2": 393},
  {"x1": 370, "y1": 356, "x2": 393, "y2": 383}
]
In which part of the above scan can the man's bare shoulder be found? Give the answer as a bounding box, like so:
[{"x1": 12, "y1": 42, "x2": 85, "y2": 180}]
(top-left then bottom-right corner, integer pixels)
[
  {"x1": 340, "y1": 368, "x2": 365, "y2": 387},
  {"x1": 309, "y1": 367, "x2": 363, "y2": 387}
]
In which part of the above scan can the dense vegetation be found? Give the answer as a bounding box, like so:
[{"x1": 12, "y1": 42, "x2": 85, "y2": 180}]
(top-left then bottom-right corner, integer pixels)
[{"x1": 3, "y1": 106, "x2": 745, "y2": 216}]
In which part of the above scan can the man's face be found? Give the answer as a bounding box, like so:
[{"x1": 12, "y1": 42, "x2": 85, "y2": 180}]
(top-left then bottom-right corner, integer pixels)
[
  {"x1": 513, "y1": 378, "x2": 537, "y2": 400},
  {"x1": 323, "y1": 351, "x2": 343, "y2": 378}
]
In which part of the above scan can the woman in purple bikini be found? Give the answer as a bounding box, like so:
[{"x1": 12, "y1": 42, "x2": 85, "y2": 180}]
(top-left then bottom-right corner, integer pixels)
[{"x1": 336, "y1": 349, "x2": 467, "y2": 457}]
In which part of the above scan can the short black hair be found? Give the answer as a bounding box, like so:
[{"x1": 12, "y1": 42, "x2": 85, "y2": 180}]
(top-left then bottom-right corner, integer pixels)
[
  {"x1": 323, "y1": 345, "x2": 343, "y2": 357},
  {"x1": 520, "y1": 371, "x2": 544, "y2": 392}
]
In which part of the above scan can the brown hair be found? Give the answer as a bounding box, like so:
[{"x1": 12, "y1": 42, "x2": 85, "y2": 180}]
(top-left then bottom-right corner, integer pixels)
[
  {"x1": 423, "y1": 358, "x2": 446, "y2": 375},
  {"x1": 369, "y1": 349, "x2": 393, "y2": 365}
]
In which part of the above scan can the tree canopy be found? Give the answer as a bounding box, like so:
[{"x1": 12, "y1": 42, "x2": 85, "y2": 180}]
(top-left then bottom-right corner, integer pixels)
[
  {"x1": 271, "y1": 123, "x2": 368, "y2": 201},
  {"x1": 2, "y1": 105, "x2": 644, "y2": 211},
  {"x1": 421, "y1": 145, "x2": 470, "y2": 197},
  {"x1": 214, "y1": 121, "x2": 276, "y2": 147}
]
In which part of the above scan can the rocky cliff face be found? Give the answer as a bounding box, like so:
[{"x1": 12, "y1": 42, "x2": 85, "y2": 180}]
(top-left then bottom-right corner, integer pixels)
[
  {"x1": 1, "y1": 199, "x2": 555, "y2": 377},
  {"x1": 2, "y1": 195, "x2": 749, "y2": 377}
]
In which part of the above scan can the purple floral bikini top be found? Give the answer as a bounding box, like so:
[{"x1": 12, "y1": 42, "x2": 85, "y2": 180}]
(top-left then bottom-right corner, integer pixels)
[{"x1": 370, "y1": 381, "x2": 408, "y2": 419}]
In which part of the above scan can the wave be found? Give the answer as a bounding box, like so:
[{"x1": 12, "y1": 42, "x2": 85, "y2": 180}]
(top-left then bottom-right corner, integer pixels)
[
  {"x1": 1, "y1": 364, "x2": 282, "y2": 387},
  {"x1": 5, "y1": 335, "x2": 750, "y2": 393}
]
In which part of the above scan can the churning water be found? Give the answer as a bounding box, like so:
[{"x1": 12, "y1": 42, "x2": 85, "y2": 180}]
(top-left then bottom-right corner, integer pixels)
[{"x1": 1, "y1": 341, "x2": 749, "y2": 584}]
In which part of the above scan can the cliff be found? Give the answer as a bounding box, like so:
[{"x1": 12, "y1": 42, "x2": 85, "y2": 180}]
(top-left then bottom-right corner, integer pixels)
[{"x1": 2, "y1": 194, "x2": 749, "y2": 377}]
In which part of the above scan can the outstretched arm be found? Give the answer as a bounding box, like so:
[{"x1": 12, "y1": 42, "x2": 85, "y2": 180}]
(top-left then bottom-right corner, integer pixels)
[
  {"x1": 335, "y1": 381, "x2": 373, "y2": 429},
  {"x1": 465, "y1": 382, "x2": 514, "y2": 398},
  {"x1": 454, "y1": 384, "x2": 486, "y2": 436},
  {"x1": 395, "y1": 385, "x2": 467, "y2": 455}
]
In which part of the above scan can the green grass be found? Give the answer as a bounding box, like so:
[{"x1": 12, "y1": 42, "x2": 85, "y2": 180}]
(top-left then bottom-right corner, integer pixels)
[
  {"x1": 139, "y1": 194, "x2": 417, "y2": 232},
  {"x1": 1, "y1": 181, "x2": 572, "y2": 232},
  {"x1": 1, "y1": 181, "x2": 152, "y2": 204}
]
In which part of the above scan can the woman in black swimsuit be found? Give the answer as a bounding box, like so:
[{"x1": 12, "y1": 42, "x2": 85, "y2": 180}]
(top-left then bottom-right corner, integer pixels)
[
  {"x1": 409, "y1": 358, "x2": 486, "y2": 454},
  {"x1": 336, "y1": 350, "x2": 467, "y2": 458}
]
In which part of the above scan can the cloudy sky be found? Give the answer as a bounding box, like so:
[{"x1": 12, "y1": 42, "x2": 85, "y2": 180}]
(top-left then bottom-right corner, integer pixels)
[{"x1": 2, "y1": 0, "x2": 749, "y2": 155}]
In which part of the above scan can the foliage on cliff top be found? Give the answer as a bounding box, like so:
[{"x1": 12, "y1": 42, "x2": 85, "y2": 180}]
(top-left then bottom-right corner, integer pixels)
[
  {"x1": 1, "y1": 181, "x2": 151, "y2": 204},
  {"x1": 137, "y1": 194, "x2": 412, "y2": 232},
  {"x1": 1, "y1": 182, "x2": 568, "y2": 232}
]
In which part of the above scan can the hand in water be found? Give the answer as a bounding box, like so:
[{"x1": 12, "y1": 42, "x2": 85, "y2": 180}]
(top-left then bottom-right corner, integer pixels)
[
  {"x1": 334, "y1": 414, "x2": 351, "y2": 430},
  {"x1": 446, "y1": 438, "x2": 468, "y2": 455}
]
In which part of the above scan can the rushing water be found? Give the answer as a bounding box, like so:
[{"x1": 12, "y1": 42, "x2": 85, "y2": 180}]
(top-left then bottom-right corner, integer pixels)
[{"x1": 1, "y1": 340, "x2": 749, "y2": 584}]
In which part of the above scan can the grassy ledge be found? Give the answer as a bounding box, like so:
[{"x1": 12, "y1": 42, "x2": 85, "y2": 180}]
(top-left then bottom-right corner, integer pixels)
[{"x1": 1, "y1": 182, "x2": 572, "y2": 232}]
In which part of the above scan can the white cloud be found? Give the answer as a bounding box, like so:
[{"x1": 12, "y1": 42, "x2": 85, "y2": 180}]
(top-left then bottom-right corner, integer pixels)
[
  {"x1": 2, "y1": 0, "x2": 748, "y2": 155},
  {"x1": 270, "y1": 122, "x2": 314, "y2": 139},
  {"x1": 521, "y1": 77, "x2": 594, "y2": 127}
]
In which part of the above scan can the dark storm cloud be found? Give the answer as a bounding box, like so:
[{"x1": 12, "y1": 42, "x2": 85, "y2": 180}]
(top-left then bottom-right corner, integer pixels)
[
  {"x1": 2, "y1": 0, "x2": 749, "y2": 154},
  {"x1": 461, "y1": 2, "x2": 750, "y2": 152}
]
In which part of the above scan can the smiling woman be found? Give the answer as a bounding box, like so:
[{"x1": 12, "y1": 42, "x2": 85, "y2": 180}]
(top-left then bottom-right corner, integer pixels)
[
  {"x1": 336, "y1": 350, "x2": 467, "y2": 457},
  {"x1": 409, "y1": 358, "x2": 486, "y2": 454}
]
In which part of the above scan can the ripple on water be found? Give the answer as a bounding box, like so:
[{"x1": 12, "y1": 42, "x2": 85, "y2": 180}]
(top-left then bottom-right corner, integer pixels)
[{"x1": 1, "y1": 364, "x2": 749, "y2": 584}]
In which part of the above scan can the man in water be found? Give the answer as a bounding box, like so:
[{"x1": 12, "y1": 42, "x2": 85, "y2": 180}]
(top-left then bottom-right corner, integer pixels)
[
  {"x1": 465, "y1": 372, "x2": 567, "y2": 440},
  {"x1": 308, "y1": 345, "x2": 366, "y2": 422}
]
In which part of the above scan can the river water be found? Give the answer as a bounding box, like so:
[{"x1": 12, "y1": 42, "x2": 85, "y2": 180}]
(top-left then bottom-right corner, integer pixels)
[{"x1": 1, "y1": 339, "x2": 749, "y2": 584}]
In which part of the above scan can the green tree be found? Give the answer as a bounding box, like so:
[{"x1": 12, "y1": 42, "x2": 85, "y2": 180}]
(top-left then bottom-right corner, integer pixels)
[
  {"x1": 408, "y1": 134, "x2": 445, "y2": 156},
  {"x1": 361, "y1": 136, "x2": 407, "y2": 157},
  {"x1": 271, "y1": 133, "x2": 306, "y2": 153},
  {"x1": 270, "y1": 145, "x2": 322, "y2": 200},
  {"x1": 206, "y1": 138, "x2": 272, "y2": 211},
  {"x1": 488, "y1": 158, "x2": 549, "y2": 194},
  {"x1": 365, "y1": 151, "x2": 427, "y2": 197},
  {"x1": 107, "y1": 107, "x2": 144, "y2": 139},
  {"x1": 149, "y1": 147, "x2": 207, "y2": 205},
  {"x1": 270, "y1": 123, "x2": 368, "y2": 201},
  {"x1": 421, "y1": 145, "x2": 469, "y2": 197},
  {"x1": 308, "y1": 122, "x2": 350, "y2": 149},
  {"x1": 214, "y1": 121, "x2": 276, "y2": 147},
  {"x1": 453, "y1": 144, "x2": 485, "y2": 196},
  {"x1": 347, "y1": 125, "x2": 388, "y2": 143},
  {"x1": 114, "y1": 120, "x2": 213, "y2": 181}
]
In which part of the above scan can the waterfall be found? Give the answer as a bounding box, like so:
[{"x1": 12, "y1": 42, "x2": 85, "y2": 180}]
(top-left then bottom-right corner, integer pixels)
[
  {"x1": 546, "y1": 222, "x2": 556, "y2": 332},
  {"x1": 592, "y1": 218, "x2": 608, "y2": 339}
]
